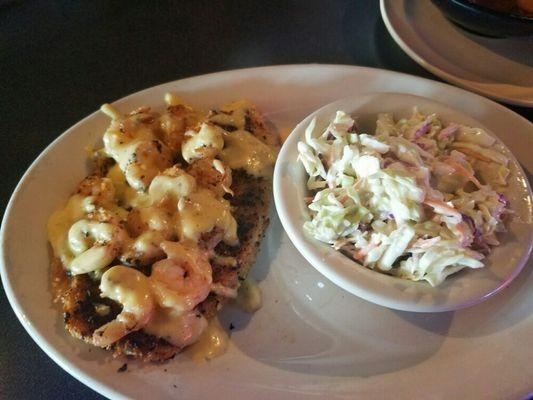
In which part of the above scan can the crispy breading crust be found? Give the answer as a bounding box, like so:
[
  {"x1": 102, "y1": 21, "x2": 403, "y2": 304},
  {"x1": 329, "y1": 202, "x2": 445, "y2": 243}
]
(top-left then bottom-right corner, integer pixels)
[
  {"x1": 53, "y1": 104, "x2": 278, "y2": 361},
  {"x1": 199, "y1": 169, "x2": 271, "y2": 320}
]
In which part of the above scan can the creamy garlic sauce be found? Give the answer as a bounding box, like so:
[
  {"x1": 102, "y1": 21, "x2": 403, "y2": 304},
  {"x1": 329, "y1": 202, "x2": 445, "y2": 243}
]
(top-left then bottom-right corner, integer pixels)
[
  {"x1": 106, "y1": 164, "x2": 151, "y2": 209},
  {"x1": 47, "y1": 194, "x2": 94, "y2": 265},
  {"x1": 177, "y1": 188, "x2": 238, "y2": 245},
  {"x1": 102, "y1": 111, "x2": 171, "y2": 191},
  {"x1": 99, "y1": 265, "x2": 154, "y2": 317},
  {"x1": 220, "y1": 130, "x2": 277, "y2": 177},
  {"x1": 181, "y1": 123, "x2": 225, "y2": 163},
  {"x1": 127, "y1": 230, "x2": 166, "y2": 262},
  {"x1": 144, "y1": 308, "x2": 208, "y2": 348},
  {"x1": 235, "y1": 277, "x2": 263, "y2": 313},
  {"x1": 104, "y1": 125, "x2": 152, "y2": 171},
  {"x1": 68, "y1": 219, "x2": 116, "y2": 254},
  {"x1": 149, "y1": 171, "x2": 196, "y2": 206},
  {"x1": 186, "y1": 317, "x2": 230, "y2": 363},
  {"x1": 138, "y1": 206, "x2": 174, "y2": 233},
  {"x1": 92, "y1": 265, "x2": 156, "y2": 347},
  {"x1": 66, "y1": 220, "x2": 120, "y2": 274},
  {"x1": 208, "y1": 100, "x2": 251, "y2": 130}
]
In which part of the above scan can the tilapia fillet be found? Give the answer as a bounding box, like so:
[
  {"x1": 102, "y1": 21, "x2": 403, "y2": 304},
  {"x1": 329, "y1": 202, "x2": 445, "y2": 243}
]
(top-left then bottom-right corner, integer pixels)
[{"x1": 51, "y1": 102, "x2": 278, "y2": 361}]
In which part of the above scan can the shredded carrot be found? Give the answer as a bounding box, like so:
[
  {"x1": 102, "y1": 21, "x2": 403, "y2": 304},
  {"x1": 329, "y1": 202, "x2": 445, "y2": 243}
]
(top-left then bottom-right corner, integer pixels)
[
  {"x1": 424, "y1": 199, "x2": 463, "y2": 228},
  {"x1": 454, "y1": 146, "x2": 492, "y2": 163},
  {"x1": 442, "y1": 157, "x2": 483, "y2": 189},
  {"x1": 424, "y1": 198, "x2": 459, "y2": 216},
  {"x1": 354, "y1": 242, "x2": 377, "y2": 259},
  {"x1": 454, "y1": 222, "x2": 471, "y2": 246}
]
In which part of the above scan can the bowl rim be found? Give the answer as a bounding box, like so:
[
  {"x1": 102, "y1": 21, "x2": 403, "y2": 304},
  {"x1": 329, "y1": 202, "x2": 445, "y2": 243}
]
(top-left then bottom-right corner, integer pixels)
[
  {"x1": 273, "y1": 91, "x2": 533, "y2": 313},
  {"x1": 437, "y1": 0, "x2": 533, "y2": 22}
]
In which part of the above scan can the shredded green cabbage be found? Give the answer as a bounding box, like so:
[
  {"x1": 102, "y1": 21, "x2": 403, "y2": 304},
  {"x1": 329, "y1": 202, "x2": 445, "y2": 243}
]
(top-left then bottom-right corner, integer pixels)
[{"x1": 298, "y1": 109, "x2": 510, "y2": 286}]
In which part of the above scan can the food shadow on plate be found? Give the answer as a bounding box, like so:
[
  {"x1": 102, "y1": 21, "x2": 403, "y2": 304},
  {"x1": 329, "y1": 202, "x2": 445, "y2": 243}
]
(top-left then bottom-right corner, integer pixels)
[
  {"x1": 218, "y1": 205, "x2": 282, "y2": 334},
  {"x1": 394, "y1": 259, "x2": 532, "y2": 339},
  {"x1": 221, "y1": 213, "x2": 452, "y2": 378}
]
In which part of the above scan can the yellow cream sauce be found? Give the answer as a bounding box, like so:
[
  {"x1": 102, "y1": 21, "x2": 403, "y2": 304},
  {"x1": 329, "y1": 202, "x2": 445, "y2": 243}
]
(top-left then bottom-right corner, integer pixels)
[
  {"x1": 220, "y1": 129, "x2": 277, "y2": 177},
  {"x1": 177, "y1": 188, "x2": 238, "y2": 245},
  {"x1": 186, "y1": 317, "x2": 230, "y2": 363}
]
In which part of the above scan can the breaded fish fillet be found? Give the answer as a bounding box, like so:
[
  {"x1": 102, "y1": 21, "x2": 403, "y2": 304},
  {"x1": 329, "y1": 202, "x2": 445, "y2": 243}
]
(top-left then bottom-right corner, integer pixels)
[{"x1": 52, "y1": 103, "x2": 278, "y2": 361}]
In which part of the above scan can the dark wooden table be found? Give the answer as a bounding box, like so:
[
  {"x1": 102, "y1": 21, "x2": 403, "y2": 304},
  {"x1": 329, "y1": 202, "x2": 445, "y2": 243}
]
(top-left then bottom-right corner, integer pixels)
[{"x1": 1, "y1": 1, "x2": 531, "y2": 398}]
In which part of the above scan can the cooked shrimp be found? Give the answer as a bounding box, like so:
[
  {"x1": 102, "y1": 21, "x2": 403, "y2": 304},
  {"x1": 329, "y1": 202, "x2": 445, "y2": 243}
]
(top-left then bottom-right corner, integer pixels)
[
  {"x1": 92, "y1": 265, "x2": 155, "y2": 347},
  {"x1": 124, "y1": 139, "x2": 173, "y2": 191},
  {"x1": 119, "y1": 166, "x2": 197, "y2": 266},
  {"x1": 120, "y1": 206, "x2": 177, "y2": 266},
  {"x1": 102, "y1": 106, "x2": 173, "y2": 191},
  {"x1": 159, "y1": 111, "x2": 187, "y2": 155},
  {"x1": 150, "y1": 241, "x2": 212, "y2": 313},
  {"x1": 158, "y1": 93, "x2": 206, "y2": 155},
  {"x1": 148, "y1": 166, "x2": 196, "y2": 208},
  {"x1": 75, "y1": 175, "x2": 130, "y2": 222},
  {"x1": 159, "y1": 95, "x2": 196, "y2": 153},
  {"x1": 126, "y1": 206, "x2": 175, "y2": 237},
  {"x1": 67, "y1": 219, "x2": 129, "y2": 275},
  {"x1": 186, "y1": 158, "x2": 233, "y2": 197},
  {"x1": 181, "y1": 123, "x2": 225, "y2": 163},
  {"x1": 73, "y1": 172, "x2": 132, "y2": 221},
  {"x1": 121, "y1": 231, "x2": 169, "y2": 266},
  {"x1": 142, "y1": 308, "x2": 208, "y2": 349}
]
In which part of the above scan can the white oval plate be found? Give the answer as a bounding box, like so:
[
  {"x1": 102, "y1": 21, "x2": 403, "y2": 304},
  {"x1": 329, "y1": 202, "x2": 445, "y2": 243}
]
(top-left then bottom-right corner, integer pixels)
[
  {"x1": 2, "y1": 65, "x2": 533, "y2": 399},
  {"x1": 274, "y1": 92, "x2": 533, "y2": 312},
  {"x1": 381, "y1": 0, "x2": 533, "y2": 107}
]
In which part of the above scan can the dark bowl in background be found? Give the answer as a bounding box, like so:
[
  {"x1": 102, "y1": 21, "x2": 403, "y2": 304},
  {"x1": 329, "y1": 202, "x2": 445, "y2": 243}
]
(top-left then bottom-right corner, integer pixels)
[{"x1": 431, "y1": 0, "x2": 533, "y2": 37}]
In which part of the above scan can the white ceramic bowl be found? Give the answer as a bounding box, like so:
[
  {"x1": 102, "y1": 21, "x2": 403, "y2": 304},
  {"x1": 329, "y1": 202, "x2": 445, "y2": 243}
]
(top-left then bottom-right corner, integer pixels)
[{"x1": 273, "y1": 92, "x2": 533, "y2": 312}]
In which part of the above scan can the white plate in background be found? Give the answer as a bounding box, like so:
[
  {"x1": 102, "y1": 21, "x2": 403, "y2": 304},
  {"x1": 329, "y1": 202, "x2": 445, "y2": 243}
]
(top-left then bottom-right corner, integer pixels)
[
  {"x1": 1, "y1": 65, "x2": 532, "y2": 399},
  {"x1": 381, "y1": 0, "x2": 533, "y2": 107}
]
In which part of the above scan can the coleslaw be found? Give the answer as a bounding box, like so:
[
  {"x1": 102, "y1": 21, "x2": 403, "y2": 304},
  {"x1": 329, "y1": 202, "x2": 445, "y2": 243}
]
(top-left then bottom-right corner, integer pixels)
[{"x1": 298, "y1": 109, "x2": 510, "y2": 286}]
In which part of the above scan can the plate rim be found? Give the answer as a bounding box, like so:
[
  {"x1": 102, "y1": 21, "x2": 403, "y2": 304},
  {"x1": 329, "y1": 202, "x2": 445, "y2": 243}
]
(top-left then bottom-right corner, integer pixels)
[
  {"x1": 0, "y1": 97, "x2": 132, "y2": 400},
  {"x1": 380, "y1": 0, "x2": 533, "y2": 108},
  {"x1": 1, "y1": 63, "x2": 532, "y2": 399}
]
